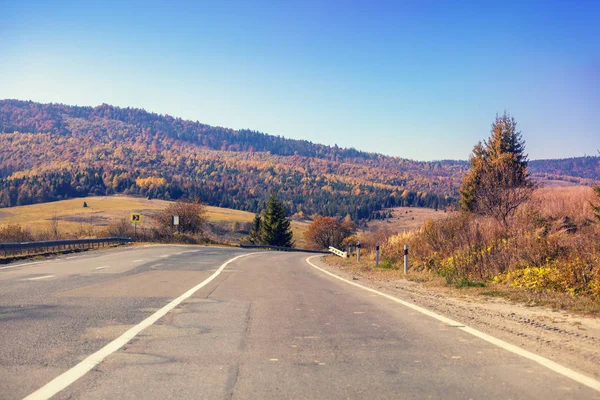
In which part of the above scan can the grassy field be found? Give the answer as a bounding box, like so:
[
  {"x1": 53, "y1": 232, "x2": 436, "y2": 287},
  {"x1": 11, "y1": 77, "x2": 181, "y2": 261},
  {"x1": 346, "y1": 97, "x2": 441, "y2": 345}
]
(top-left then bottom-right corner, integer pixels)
[
  {"x1": 366, "y1": 206, "x2": 450, "y2": 233},
  {"x1": 0, "y1": 196, "x2": 308, "y2": 246}
]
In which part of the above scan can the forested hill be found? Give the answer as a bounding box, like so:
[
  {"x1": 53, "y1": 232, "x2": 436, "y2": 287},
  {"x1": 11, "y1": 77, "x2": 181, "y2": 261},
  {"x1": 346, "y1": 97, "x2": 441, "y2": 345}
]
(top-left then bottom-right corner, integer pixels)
[{"x1": 0, "y1": 100, "x2": 597, "y2": 219}]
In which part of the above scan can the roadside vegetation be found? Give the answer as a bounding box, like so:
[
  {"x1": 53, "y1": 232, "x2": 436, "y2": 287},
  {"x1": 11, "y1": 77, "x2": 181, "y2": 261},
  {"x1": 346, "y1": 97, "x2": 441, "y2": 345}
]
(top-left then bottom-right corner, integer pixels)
[
  {"x1": 303, "y1": 215, "x2": 357, "y2": 250},
  {"x1": 330, "y1": 114, "x2": 600, "y2": 313}
]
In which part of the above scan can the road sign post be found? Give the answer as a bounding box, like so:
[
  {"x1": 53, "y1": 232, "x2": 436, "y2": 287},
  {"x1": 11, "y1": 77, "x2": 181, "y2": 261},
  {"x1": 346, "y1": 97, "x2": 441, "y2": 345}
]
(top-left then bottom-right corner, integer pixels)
[
  {"x1": 375, "y1": 242, "x2": 380, "y2": 267},
  {"x1": 404, "y1": 244, "x2": 409, "y2": 274},
  {"x1": 357, "y1": 241, "x2": 361, "y2": 262},
  {"x1": 131, "y1": 213, "x2": 142, "y2": 241}
]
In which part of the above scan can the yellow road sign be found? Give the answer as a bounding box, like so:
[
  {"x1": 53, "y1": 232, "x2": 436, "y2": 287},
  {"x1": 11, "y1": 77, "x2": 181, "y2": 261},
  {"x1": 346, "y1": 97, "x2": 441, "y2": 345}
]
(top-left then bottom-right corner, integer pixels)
[{"x1": 131, "y1": 213, "x2": 142, "y2": 223}]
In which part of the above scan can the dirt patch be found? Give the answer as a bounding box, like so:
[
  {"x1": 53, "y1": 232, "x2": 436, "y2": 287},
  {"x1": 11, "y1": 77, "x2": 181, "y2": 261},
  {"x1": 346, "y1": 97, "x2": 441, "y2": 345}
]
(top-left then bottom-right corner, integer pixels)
[
  {"x1": 0, "y1": 211, "x2": 12, "y2": 219},
  {"x1": 59, "y1": 213, "x2": 112, "y2": 226},
  {"x1": 317, "y1": 255, "x2": 600, "y2": 381}
]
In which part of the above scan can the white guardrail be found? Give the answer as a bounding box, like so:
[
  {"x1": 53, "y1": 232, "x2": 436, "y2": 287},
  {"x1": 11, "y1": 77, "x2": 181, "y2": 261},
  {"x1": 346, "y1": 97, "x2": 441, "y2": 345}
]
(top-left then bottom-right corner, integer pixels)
[{"x1": 328, "y1": 246, "x2": 348, "y2": 258}]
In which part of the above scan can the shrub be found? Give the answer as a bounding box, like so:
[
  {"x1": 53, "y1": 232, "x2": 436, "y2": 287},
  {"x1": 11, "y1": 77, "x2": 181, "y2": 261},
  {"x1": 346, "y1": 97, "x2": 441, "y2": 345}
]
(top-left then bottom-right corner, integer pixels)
[
  {"x1": 304, "y1": 215, "x2": 356, "y2": 249},
  {"x1": 383, "y1": 186, "x2": 600, "y2": 300},
  {"x1": 0, "y1": 224, "x2": 34, "y2": 242},
  {"x1": 155, "y1": 201, "x2": 207, "y2": 236}
]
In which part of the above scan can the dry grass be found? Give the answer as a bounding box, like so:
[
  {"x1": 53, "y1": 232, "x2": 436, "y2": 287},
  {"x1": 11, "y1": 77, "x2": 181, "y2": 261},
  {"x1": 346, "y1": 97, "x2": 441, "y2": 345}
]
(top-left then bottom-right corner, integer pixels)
[
  {"x1": 530, "y1": 185, "x2": 596, "y2": 223},
  {"x1": 366, "y1": 206, "x2": 450, "y2": 232},
  {"x1": 326, "y1": 254, "x2": 600, "y2": 316},
  {"x1": 346, "y1": 186, "x2": 600, "y2": 314},
  {"x1": 291, "y1": 220, "x2": 310, "y2": 248},
  {"x1": 0, "y1": 195, "x2": 308, "y2": 245}
]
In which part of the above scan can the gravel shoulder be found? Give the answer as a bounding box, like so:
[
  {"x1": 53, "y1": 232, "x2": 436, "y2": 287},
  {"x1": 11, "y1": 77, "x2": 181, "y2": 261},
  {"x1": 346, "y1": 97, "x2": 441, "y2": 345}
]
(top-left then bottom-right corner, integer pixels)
[{"x1": 315, "y1": 255, "x2": 600, "y2": 381}]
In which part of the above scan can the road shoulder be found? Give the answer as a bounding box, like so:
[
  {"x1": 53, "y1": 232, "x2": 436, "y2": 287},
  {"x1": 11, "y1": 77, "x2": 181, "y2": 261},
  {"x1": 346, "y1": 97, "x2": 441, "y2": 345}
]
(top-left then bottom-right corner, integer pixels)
[{"x1": 313, "y1": 255, "x2": 600, "y2": 381}]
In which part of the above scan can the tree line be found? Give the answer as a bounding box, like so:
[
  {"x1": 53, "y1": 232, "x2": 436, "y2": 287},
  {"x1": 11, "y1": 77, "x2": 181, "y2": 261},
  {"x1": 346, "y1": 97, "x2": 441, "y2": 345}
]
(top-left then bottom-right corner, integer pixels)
[{"x1": 0, "y1": 100, "x2": 597, "y2": 221}]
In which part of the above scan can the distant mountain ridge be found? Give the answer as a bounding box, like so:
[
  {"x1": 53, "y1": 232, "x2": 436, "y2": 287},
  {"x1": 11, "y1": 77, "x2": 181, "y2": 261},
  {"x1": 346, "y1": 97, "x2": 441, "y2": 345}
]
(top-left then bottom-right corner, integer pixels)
[{"x1": 0, "y1": 99, "x2": 597, "y2": 218}]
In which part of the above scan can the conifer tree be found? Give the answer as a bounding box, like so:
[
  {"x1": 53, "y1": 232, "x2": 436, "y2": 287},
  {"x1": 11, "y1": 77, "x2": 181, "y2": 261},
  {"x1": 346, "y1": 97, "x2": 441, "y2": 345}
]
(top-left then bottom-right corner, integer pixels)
[
  {"x1": 248, "y1": 214, "x2": 263, "y2": 244},
  {"x1": 261, "y1": 194, "x2": 294, "y2": 247},
  {"x1": 591, "y1": 186, "x2": 600, "y2": 223},
  {"x1": 460, "y1": 113, "x2": 534, "y2": 226}
]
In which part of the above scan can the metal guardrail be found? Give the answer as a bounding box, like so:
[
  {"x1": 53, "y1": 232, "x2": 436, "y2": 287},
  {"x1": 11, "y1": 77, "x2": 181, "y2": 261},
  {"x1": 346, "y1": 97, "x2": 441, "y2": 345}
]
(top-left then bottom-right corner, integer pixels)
[
  {"x1": 329, "y1": 246, "x2": 348, "y2": 258},
  {"x1": 239, "y1": 245, "x2": 329, "y2": 254},
  {"x1": 0, "y1": 237, "x2": 131, "y2": 258}
]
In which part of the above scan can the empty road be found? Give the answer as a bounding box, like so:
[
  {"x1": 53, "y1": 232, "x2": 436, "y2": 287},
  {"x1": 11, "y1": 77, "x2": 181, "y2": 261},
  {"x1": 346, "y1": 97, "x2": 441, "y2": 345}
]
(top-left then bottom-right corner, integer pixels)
[{"x1": 0, "y1": 245, "x2": 598, "y2": 399}]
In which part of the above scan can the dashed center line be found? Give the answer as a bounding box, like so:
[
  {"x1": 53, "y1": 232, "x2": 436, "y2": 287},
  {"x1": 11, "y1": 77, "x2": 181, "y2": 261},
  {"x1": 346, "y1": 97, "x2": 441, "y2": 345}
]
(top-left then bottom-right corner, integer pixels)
[
  {"x1": 23, "y1": 251, "x2": 260, "y2": 400},
  {"x1": 0, "y1": 261, "x2": 44, "y2": 270},
  {"x1": 23, "y1": 275, "x2": 55, "y2": 281}
]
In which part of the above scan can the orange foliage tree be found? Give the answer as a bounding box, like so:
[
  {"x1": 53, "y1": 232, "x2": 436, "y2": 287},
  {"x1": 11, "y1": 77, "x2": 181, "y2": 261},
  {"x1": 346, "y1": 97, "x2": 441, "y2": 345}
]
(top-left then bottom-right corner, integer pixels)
[{"x1": 304, "y1": 215, "x2": 356, "y2": 249}]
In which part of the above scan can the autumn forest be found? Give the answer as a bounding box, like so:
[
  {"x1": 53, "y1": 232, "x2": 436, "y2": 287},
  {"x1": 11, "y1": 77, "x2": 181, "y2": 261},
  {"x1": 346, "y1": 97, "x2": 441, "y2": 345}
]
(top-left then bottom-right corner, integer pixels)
[{"x1": 1, "y1": 100, "x2": 598, "y2": 221}]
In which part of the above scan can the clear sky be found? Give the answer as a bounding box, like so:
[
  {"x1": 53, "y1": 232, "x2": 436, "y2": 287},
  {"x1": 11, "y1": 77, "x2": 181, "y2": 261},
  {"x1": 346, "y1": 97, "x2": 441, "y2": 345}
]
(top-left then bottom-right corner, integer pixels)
[{"x1": 1, "y1": 0, "x2": 598, "y2": 161}]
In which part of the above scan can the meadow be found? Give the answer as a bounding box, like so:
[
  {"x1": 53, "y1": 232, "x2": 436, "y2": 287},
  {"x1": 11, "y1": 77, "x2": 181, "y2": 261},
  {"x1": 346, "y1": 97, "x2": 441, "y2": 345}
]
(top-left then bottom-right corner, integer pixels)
[{"x1": 0, "y1": 196, "x2": 309, "y2": 246}]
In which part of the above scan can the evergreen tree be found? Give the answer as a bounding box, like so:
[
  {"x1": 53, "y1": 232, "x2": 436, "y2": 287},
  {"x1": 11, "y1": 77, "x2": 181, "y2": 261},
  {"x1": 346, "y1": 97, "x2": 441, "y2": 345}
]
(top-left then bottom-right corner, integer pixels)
[
  {"x1": 459, "y1": 113, "x2": 534, "y2": 226},
  {"x1": 248, "y1": 214, "x2": 263, "y2": 244},
  {"x1": 591, "y1": 186, "x2": 600, "y2": 223},
  {"x1": 261, "y1": 194, "x2": 294, "y2": 247}
]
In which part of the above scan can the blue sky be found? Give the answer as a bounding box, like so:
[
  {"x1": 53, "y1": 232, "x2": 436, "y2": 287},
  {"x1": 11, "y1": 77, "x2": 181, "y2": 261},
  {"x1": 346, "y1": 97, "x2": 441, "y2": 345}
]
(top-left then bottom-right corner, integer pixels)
[{"x1": 1, "y1": 0, "x2": 598, "y2": 160}]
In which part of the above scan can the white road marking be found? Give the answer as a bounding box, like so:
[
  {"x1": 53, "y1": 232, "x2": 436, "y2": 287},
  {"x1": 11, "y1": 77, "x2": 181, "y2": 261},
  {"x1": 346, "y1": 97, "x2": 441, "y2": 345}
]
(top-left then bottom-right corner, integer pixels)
[
  {"x1": 23, "y1": 275, "x2": 55, "y2": 281},
  {"x1": 306, "y1": 256, "x2": 600, "y2": 393},
  {"x1": 0, "y1": 261, "x2": 44, "y2": 270},
  {"x1": 133, "y1": 259, "x2": 143, "y2": 263},
  {"x1": 65, "y1": 257, "x2": 77, "y2": 260},
  {"x1": 23, "y1": 251, "x2": 259, "y2": 400},
  {"x1": 94, "y1": 266, "x2": 110, "y2": 270}
]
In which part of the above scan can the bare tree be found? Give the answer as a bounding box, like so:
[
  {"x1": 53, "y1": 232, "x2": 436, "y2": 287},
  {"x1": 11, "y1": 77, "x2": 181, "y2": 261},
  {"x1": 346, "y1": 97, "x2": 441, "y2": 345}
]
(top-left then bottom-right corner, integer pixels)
[{"x1": 49, "y1": 212, "x2": 60, "y2": 239}]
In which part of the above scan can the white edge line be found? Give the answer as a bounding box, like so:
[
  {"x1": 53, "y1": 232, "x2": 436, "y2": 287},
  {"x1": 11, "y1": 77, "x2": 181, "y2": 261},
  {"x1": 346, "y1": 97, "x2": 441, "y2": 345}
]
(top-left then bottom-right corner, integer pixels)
[
  {"x1": 305, "y1": 255, "x2": 600, "y2": 393},
  {"x1": 24, "y1": 251, "x2": 259, "y2": 400},
  {"x1": 0, "y1": 261, "x2": 44, "y2": 270}
]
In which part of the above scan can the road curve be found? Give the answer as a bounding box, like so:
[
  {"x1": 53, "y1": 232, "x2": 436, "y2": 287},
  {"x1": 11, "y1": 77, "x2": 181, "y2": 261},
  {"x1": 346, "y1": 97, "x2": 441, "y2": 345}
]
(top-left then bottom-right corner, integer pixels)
[{"x1": 0, "y1": 246, "x2": 598, "y2": 399}]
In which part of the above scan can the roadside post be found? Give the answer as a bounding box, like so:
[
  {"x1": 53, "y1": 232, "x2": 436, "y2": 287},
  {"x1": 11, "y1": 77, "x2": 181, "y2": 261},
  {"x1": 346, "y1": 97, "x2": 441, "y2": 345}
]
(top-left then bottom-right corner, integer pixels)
[
  {"x1": 172, "y1": 215, "x2": 180, "y2": 234},
  {"x1": 357, "y1": 241, "x2": 361, "y2": 262},
  {"x1": 375, "y1": 242, "x2": 380, "y2": 267},
  {"x1": 131, "y1": 213, "x2": 142, "y2": 240},
  {"x1": 404, "y1": 244, "x2": 409, "y2": 274}
]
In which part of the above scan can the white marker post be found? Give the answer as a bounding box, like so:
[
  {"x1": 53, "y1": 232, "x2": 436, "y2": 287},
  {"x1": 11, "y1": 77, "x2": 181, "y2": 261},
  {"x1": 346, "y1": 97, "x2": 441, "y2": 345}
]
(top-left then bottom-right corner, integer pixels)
[
  {"x1": 357, "y1": 241, "x2": 361, "y2": 262},
  {"x1": 404, "y1": 244, "x2": 409, "y2": 274},
  {"x1": 172, "y1": 215, "x2": 180, "y2": 234},
  {"x1": 375, "y1": 242, "x2": 380, "y2": 267}
]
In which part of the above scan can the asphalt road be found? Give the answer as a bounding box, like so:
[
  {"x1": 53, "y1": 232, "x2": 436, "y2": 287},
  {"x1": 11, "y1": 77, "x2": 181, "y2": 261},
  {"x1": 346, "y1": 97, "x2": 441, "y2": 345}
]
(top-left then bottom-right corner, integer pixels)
[{"x1": 0, "y1": 245, "x2": 598, "y2": 399}]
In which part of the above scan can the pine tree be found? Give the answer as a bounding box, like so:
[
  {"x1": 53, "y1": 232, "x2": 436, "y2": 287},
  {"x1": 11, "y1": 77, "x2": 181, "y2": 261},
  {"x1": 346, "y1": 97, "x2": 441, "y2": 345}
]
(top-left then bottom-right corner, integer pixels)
[
  {"x1": 459, "y1": 113, "x2": 534, "y2": 226},
  {"x1": 592, "y1": 186, "x2": 600, "y2": 223},
  {"x1": 261, "y1": 194, "x2": 294, "y2": 247},
  {"x1": 248, "y1": 214, "x2": 263, "y2": 244}
]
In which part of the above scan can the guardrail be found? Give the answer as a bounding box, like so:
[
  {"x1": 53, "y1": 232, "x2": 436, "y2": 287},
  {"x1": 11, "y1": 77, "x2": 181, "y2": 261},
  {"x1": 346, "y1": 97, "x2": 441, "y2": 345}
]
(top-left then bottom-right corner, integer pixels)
[
  {"x1": 329, "y1": 246, "x2": 348, "y2": 258},
  {"x1": 0, "y1": 237, "x2": 131, "y2": 259},
  {"x1": 239, "y1": 245, "x2": 329, "y2": 254}
]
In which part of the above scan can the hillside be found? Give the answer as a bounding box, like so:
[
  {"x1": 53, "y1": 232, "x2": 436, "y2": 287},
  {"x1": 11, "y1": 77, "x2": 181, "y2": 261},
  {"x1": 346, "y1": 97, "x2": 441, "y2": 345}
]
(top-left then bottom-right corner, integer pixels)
[{"x1": 0, "y1": 100, "x2": 598, "y2": 219}]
